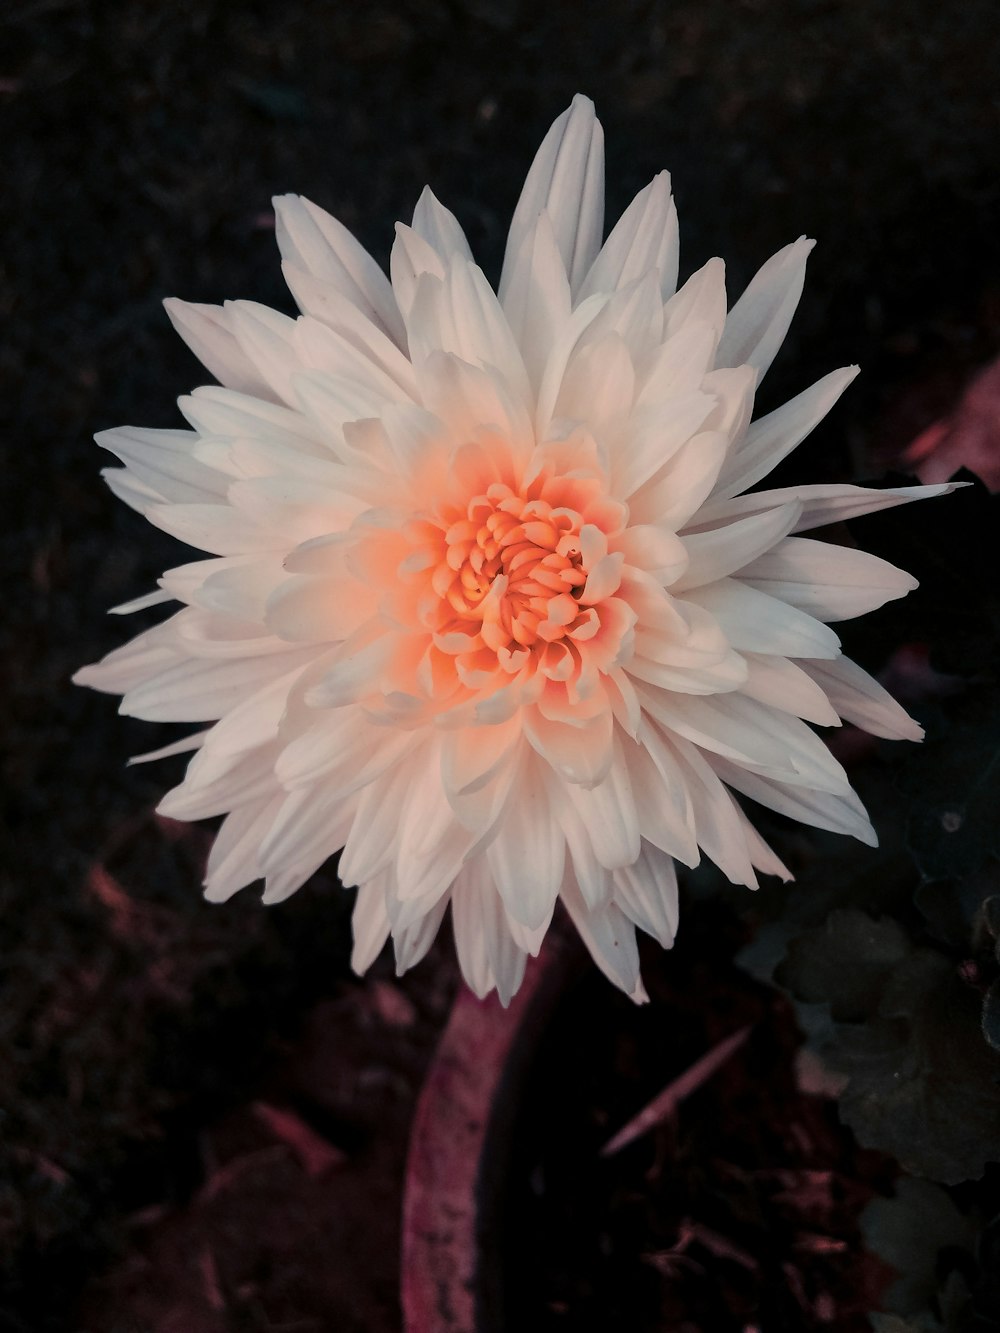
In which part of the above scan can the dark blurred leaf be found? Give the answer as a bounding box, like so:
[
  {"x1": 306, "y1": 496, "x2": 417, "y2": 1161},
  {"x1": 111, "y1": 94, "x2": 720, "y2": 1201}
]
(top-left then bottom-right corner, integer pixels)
[
  {"x1": 914, "y1": 868, "x2": 1000, "y2": 951},
  {"x1": 778, "y1": 909, "x2": 910, "y2": 1021},
  {"x1": 862, "y1": 1178, "x2": 975, "y2": 1316},
  {"x1": 779, "y1": 912, "x2": 1000, "y2": 1183},
  {"x1": 981, "y1": 982, "x2": 1000, "y2": 1053},
  {"x1": 971, "y1": 1212, "x2": 1000, "y2": 1325},
  {"x1": 869, "y1": 1317, "x2": 944, "y2": 1333},
  {"x1": 900, "y1": 691, "x2": 1000, "y2": 883},
  {"x1": 981, "y1": 895, "x2": 1000, "y2": 942}
]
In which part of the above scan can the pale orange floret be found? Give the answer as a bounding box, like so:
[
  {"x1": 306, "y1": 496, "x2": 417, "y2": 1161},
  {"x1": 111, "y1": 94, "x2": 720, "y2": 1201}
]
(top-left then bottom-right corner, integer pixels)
[{"x1": 406, "y1": 463, "x2": 627, "y2": 699}]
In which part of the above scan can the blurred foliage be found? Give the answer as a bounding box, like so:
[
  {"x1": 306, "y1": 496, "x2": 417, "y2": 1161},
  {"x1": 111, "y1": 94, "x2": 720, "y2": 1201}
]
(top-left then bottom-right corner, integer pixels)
[{"x1": 748, "y1": 472, "x2": 1000, "y2": 1329}]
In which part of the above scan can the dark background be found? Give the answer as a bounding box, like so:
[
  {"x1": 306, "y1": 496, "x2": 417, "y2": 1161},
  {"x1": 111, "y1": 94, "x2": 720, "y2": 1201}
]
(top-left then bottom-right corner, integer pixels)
[{"x1": 2, "y1": 2, "x2": 999, "y2": 1329}]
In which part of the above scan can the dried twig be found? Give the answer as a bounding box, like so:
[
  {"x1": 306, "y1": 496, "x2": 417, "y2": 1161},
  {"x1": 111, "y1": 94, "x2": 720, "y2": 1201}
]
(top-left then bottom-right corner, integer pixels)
[{"x1": 600, "y1": 1025, "x2": 752, "y2": 1157}]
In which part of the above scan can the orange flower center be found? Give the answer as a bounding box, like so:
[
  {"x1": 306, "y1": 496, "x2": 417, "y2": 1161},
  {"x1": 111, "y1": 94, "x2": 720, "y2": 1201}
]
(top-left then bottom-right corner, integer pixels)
[
  {"x1": 419, "y1": 477, "x2": 613, "y2": 683},
  {"x1": 442, "y1": 483, "x2": 590, "y2": 634}
]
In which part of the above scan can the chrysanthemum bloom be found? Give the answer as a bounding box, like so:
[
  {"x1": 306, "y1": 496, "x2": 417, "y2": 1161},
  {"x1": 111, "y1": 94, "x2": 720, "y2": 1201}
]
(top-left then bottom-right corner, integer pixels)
[{"x1": 76, "y1": 96, "x2": 951, "y2": 1003}]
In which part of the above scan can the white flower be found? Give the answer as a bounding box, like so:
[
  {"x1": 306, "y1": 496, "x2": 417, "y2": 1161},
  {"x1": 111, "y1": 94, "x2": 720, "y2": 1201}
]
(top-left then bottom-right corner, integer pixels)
[{"x1": 76, "y1": 95, "x2": 951, "y2": 1004}]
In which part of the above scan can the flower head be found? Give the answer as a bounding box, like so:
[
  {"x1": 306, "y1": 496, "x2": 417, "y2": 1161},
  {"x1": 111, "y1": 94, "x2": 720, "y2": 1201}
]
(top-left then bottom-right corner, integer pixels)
[{"x1": 76, "y1": 96, "x2": 951, "y2": 1003}]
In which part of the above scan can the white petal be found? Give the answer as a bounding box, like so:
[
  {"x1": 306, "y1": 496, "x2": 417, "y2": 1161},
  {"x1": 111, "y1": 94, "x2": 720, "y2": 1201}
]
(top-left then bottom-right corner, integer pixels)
[
  {"x1": 389, "y1": 222, "x2": 445, "y2": 320},
  {"x1": 411, "y1": 186, "x2": 474, "y2": 263},
  {"x1": 159, "y1": 742, "x2": 282, "y2": 820},
  {"x1": 272, "y1": 193, "x2": 405, "y2": 346},
  {"x1": 182, "y1": 553, "x2": 288, "y2": 623},
  {"x1": 204, "y1": 793, "x2": 283, "y2": 902},
  {"x1": 499, "y1": 94, "x2": 605, "y2": 301},
  {"x1": 417, "y1": 351, "x2": 532, "y2": 450},
  {"x1": 635, "y1": 320, "x2": 718, "y2": 408},
  {"x1": 109, "y1": 588, "x2": 174, "y2": 615},
  {"x1": 340, "y1": 755, "x2": 427, "y2": 885},
  {"x1": 672, "y1": 502, "x2": 802, "y2": 592},
  {"x1": 441, "y1": 714, "x2": 524, "y2": 800},
  {"x1": 146, "y1": 500, "x2": 284, "y2": 555},
  {"x1": 741, "y1": 536, "x2": 917, "y2": 622},
  {"x1": 578, "y1": 171, "x2": 678, "y2": 301},
  {"x1": 699, "y1": 365, "x2": 758, "y2": 444},
  {"x1": 554, "y1": 332, "x2": 635, "y2": 456},
  {"x1": 710, "y1": 753, "x2": 878, "y2": 846},
  {"x1": 394, "y1": 894, "x2": 450, "y2": 975},
  {"x1": 662, "y1": 257, "x2": 727, "y2": 341},
  {"x1": 613, "y1": 397, "x2": 717, "y2": 502},
  {"x1": 620, "y1": 732, "x2": 699, "y2": 865},
  {"x1": 293, "y1": 315, "x2": 416, "y2": 404},
  {"x1": 534, "y1": 291, "x2": 610, "y2": 439},
  {"x1": 698, "y1": 480, "x2": 961, "y2": 534},
  {"x1": 292, "y1": 369, "x2": 396, "y2": 448},
  {"x1": 225, "y1": 300, "x2": 304, "y2": 406},
  {"x1": 264, "y1": 573, "x2": 377, "y2": 643},
  {"x1": 684, "y1": 578, "x2": 841, "y2": 658},
  {"x1": 164, "y1": 298, "x2": 274, "y2": 398},
  {"x1": 657, "y1": 733, "x2": 760, "y2": 886},
  {"x1": 800, "y1": 656, "x2": 924, "y2": 741},
  {"x1": 576, "y1": 271, "x2": 663, "y2": 366},
  {"x1": 548, "y1": 779, "x2": 613, "y2": 909},
  {"x1": 626, "y1": 647, "x2": 747, "y2": 696},
  {"x1": 257, "y1": 784, "x2": 357, "y2": 884},
  {"x1": 195, "y1": 661, "x2": 308, "y2": 761},
  {"x1": 486, "y1": 755, "x2": 565, "y2": 930},
  {"x1": 451, "y1": 859, "x2": 527, "y2": 1005},
  {"x1": 737, "y1": 809, "x2": 793, "y2": 882},
  {"x1": 615, "y1": 524, "x2": 689, "y2": 583},
  {"x1": 416, "y1": 259, "x2": 531, "y2": 407},
  {"x1": 226, "y1": 474, "x2": 364, "y2": 546},
  {"x1": 612, "y1": 843, "x2": 679, "y2": 947},
  {"x1": 351, "y1": 874, "x2": 392, "y2": 973},
  {"x1": 97, "y1": 427, "x2": 228, "y2": 504},
  {"x1": 523, "y1": 705, "x2": 615, "y2": 788},
  {"x1": 739, "y1": 653, "x2": 841, "y2": 727},
  {"x1": 637, "y1": 687, "x2": 852, "y2": 793},
  {"x1": 73, "y1": 632, "x2": 179, "y2": 696},
  {"x1": 566, "y1": 736, "x2": 641, "y2": 870},
  {"x1": 713, "y1": 366, "x2": 859, "y2": 501},
  {"x1": 499, "y1": 210, "x2": 573, "y2": 394},
  {"x1": 559, "y1": 867, "x2": 642, "y2": 996},
  {"x1": 121, "y1": 644, "x2": 313, "y2": 722},
  {"x1": 282, "y1": 262, "x2": 417, "y2": 398},
  {"x1": 178, "y1": 385, "x2": 326, "y2": 451},
  {"x1": 715, "y1": 236, "x2": 814, "y2": 380},
  {"x1": 128, "y1": 730, "x2": 209, "y2": 766},
  {"x1": 627, "y1": 429, "x2": 730, "y2": 528},
  {"x1": 275, "y1": 707, "x2": 413, "y2": 793},
  {"x1": 101, "y1": 467, "x2": 166, "y2": 515}
]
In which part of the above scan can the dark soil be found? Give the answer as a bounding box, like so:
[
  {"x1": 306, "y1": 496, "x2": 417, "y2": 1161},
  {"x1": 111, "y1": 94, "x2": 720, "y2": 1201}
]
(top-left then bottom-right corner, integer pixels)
[{"x1": 4, "y1": 2, "x2": 1000, "y2": 1331}]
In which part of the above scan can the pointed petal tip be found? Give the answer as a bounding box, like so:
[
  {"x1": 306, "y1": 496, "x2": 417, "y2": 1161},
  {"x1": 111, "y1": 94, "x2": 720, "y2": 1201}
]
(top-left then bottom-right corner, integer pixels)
[{"x1": 859, "y1": 823, "x2": 879, "y2": 848}]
